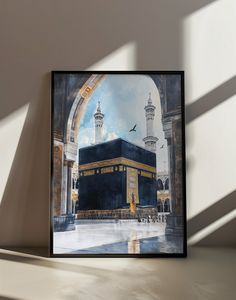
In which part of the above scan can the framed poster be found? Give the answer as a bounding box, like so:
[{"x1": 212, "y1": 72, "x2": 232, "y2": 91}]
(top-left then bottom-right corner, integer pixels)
[{"x1": 50, "y1": 71, "x2": 186, "y2": 257}]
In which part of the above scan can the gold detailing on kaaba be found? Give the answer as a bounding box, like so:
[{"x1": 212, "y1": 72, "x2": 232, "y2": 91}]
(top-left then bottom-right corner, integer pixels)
[
  {"x1": 141, "y1": 170, "x2": 153, "y2": 178},
  {"x1": 101, "y1": 166, "x2": 114, "y2": 174},
  {"x1": 79, "y1": 157, "x2": 156, "y2": 175},
  {"x1": 127, "y1": 167, "x2": 139, "y2": 204},
  {"x1": 83, "y1": 170, "x2": 95, "y2": 176},
  {"x1": 77, "y1": 207, "x2": 158, "y2": 220}
]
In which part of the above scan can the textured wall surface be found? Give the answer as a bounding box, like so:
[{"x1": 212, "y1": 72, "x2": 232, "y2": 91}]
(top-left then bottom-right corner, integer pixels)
[{"x1": 0, "y1": 0, "x2": 235, "y2": 247}]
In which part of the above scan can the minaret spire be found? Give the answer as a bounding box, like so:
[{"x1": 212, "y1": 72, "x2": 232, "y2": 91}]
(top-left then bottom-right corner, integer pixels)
[
  {"x1": 143, "y1": 92, "x2": 158, "y2": 152},
  {"x1": 148, "y1": 92, "x2": 152, "y2": 104},
  {"x1": 97, "y1": 101, "x2": 101, "y2": 112},
  {"x1": 94, "y1": 101, "x2": 104, "y2": 144}
]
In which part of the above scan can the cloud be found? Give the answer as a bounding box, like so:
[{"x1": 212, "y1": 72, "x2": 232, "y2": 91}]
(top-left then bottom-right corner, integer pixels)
[
  {"x1": 78, "y1": 127, "x2": 94, "y2": 148},
  {"x1": 104, "y1": 130, "x2": 119, "y2": 142}
]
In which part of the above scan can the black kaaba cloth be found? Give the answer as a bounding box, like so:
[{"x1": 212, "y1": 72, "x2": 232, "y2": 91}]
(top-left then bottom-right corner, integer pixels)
[{"x1": 78, "y1": 138, "x2": 157, "y2": 210}]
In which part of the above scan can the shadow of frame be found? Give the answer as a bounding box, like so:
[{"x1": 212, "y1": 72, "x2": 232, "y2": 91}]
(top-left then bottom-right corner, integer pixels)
[{"x1": 0, "y1": 74, "x2": 50, "y2": 247}]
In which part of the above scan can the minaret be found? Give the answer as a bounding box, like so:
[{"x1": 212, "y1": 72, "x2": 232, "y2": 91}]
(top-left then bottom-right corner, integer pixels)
[
  {"x1": 143, "y1": 93, "x2": 158, "y2": 152},
  {"x1": 94, "y1": 101, "x2": 104, "y2": 144}
]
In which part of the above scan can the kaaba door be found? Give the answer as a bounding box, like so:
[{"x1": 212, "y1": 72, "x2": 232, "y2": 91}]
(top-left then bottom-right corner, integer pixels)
[{"x1": 126, "y1": 167, "x2": 139, "y2": 212}]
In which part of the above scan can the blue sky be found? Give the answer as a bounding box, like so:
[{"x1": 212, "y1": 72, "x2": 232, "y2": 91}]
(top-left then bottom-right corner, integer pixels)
[{"x1": 78, "y1": 74, "x2": 168, "y2": 172}]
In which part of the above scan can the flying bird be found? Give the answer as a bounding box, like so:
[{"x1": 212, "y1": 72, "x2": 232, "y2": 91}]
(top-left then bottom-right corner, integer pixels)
[
  {"x1": 129, "y1": 124, "x2": 137, "y2": 132},
  {"x1": 160, "y1": 144, "x2": 164, "y2": 149}
]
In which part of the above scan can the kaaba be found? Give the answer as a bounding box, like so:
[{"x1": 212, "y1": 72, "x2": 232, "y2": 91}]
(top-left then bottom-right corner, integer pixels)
[{"x1": 78, "y1": 138, "x2": 157, "y2": 211}]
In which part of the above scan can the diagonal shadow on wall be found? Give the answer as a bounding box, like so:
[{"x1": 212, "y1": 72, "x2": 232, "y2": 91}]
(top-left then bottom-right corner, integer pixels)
[
  {"x1": 0, "y1": 296, "x2": 21, "y2": 300},
  {"x1": 185, "y1": 75, "x2": 236, "y2": 124},
  {"x1": 2, "y1": 0, "x2": 235, "y2": 249},
  {"x1": 0, "y1": 74, "x2": 51, "y2": 247},
  {"x1": 185, "y1": 75, "x2": 236, "y2": 246},
  {"x1": 0, "y1": 0, "x2": 216, "y2": 120},
  {"x1": 195, "y1": 216, "x2": 236, "y2": 247},
  {"x1": 187, "y1": 190, "x2": 236, "y2": 245}
]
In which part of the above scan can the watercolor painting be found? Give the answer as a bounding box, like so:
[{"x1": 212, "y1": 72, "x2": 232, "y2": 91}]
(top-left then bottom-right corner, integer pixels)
[{"x1": 51, "y1": 71, "x2": 186, "y2": 256}]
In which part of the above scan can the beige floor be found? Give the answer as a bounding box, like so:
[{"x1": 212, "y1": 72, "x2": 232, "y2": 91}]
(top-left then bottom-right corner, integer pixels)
[{"x1": 0, "y1": 247, "x2": 235, "y2": 300}]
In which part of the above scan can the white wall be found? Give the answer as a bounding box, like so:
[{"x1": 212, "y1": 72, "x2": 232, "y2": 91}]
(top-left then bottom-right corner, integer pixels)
[{"x1": 0, "y1": 0, "x2": 235, "y2": 247}]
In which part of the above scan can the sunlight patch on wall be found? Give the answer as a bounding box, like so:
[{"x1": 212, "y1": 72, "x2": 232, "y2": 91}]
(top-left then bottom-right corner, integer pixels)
[
  {"x1": 186, "y1": 95, "x2": 236, "y2": 219},
  {"x1": 87, "y1": 42, "x2": 137, "y2": 71},
  {"x1": 0, "y1": 104, "x2": 29, "y2": 204},
  {"x1": 183, "y1": 0, "x2": 236, "y2": 221},
  {"x1": 183, "y1": 0, "x2": 236, "y2": 104}
]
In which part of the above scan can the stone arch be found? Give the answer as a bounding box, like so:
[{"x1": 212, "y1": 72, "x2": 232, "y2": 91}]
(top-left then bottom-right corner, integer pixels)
[
  {"x1": 66, "y1": 74, "x2": 166, "y2": 156},
  {"x1": 157, "y1": 179, "x2": 164, "y2": 191},
  {"x1": 66, "y1": 74, "x2": 105, "y2": 145},
  {"x1": 59, "y1": 74, "x2": 105, "y2": 215},
  {"x1": 164, "y1": 198, "x2": 170, "y2": 212},
  {"x1": 157, "y1": 200, "x2": 163, "y2": 213},
  {"x1": 165, "y1": 178, "x2": 169, "y2": 190}
]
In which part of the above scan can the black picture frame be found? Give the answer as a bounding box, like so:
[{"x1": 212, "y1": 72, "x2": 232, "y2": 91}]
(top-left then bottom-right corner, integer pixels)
[{"x1": 50, "y1": 71, "x2": 186, "y2": 258}]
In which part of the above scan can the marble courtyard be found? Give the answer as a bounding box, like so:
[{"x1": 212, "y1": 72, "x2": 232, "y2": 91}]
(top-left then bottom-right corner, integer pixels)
[{"x1": 54, "y1": 220, "x2": 183, "y2": 254}]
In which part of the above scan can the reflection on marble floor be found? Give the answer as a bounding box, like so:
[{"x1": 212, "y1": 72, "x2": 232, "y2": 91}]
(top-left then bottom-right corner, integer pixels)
[
  {"x1": 53, "y1": 220, "x2": 183, "y2": 254},
  {"x1": 71, "y1": 235, "x2": 183, "y2": 254}
]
